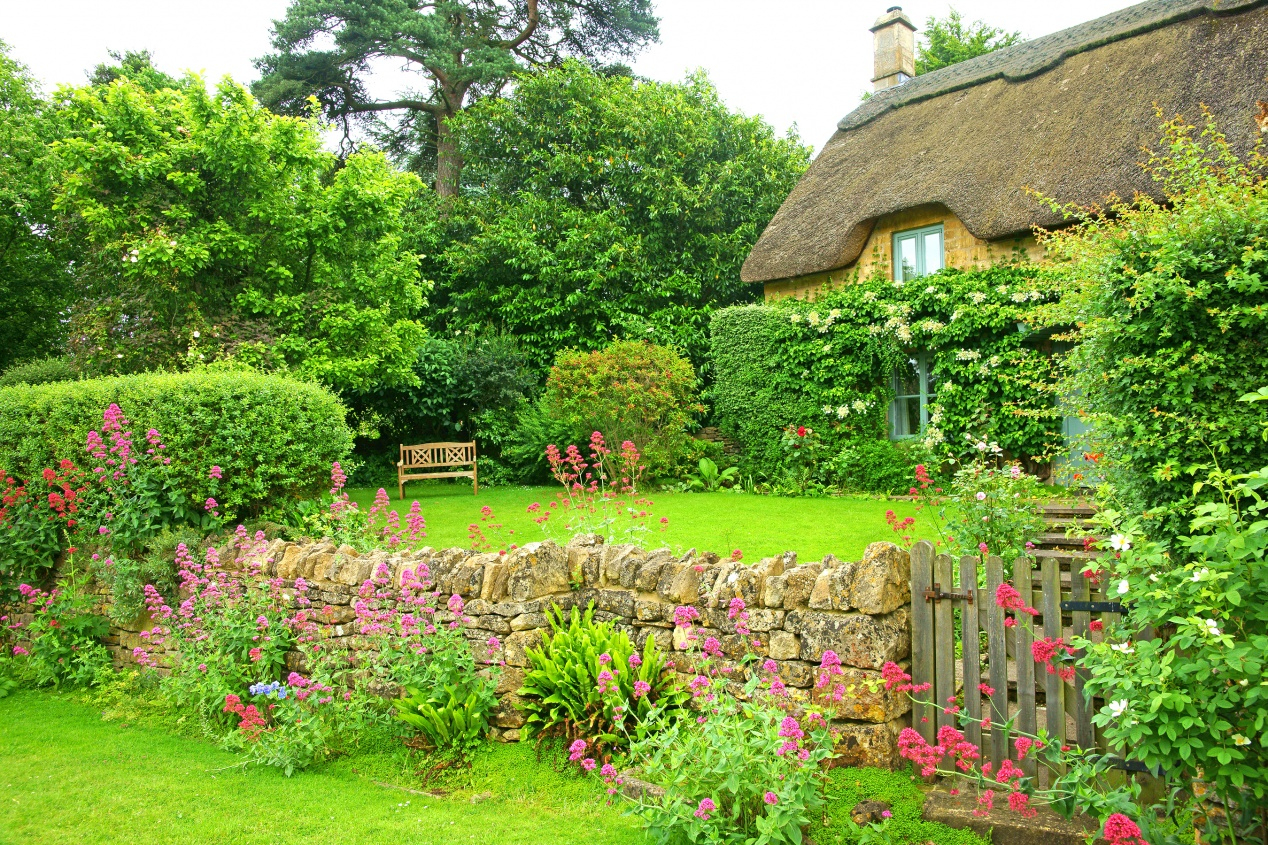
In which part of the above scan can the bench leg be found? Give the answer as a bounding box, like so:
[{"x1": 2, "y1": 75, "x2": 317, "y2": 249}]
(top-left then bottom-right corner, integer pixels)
[
  {"x1": 398, "y1": 477, "x2": 404, "y2": 502},
  {"x1": 473, "y1": 465, "x2": 478, "y2": 496}
]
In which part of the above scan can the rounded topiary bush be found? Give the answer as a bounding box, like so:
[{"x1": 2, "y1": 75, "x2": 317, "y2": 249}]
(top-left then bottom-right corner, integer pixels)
[
  {"x1": 0, "y1": 369, "x2": 352, "y2": 519},
  {"x1": 0, "y1": 357, "x2": 76, "y2": 388}
]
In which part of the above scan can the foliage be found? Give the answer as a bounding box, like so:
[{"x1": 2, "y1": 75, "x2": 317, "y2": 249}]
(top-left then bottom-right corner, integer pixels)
[
  {"x1": 0, "y1": 42, "x2": 70, "y2": 370},
  {"x1": 0, "y1": 458, "x2": 84, "y2": 587},
  {"x1": 779, "y1": 424, "x2": 826, "y2": 496},
  {"x1": 1082, "y1": 460, "x2": 1268, "y2": 816},
  {"x1": 831, "y1": 438, "x2": 934, "y2": 496},
  {"x1": 394, "y1": 677, "x2": 497, "y2": 761},
  {"x1": 541, "y1": 340, "x2": 704, "y2": 477},
  {"x1": 48, "y1": 73, "x2": 427, "y2": 391},
  {"x1": 818, "y1": 767, "x2": 987, "y2": 845},
  {"x1": 518, "y1": 604, "x2": 687, "y2": 755},
  {"x1": 433, "y1": 62, "x2": 811, "y2": 370},
  {"x1": 95, "y1": 525, "x2": 201, "y2": 623},
  {"x1": 221, "y1": 676, "x2": 335, "y2": 776},
  {"x1": 625, "y1": 606, "x2": 837, "y2": 845},
  {"x1": 709, "y1": 265, "x2": 1061, "y2": 482},
  {"x1": 294, "y1": 469, "x2": 429, "y2": 555},
  {"x1": 689, "y1": 457, "x2": 738, "y2": 492},
  {"x1": 5, "y1": 569, "x2": 111, "y2": 689},
  {"x1": 0, "y1": 370, "x2": 352, "y2": 522},
  {"x1": 0, "y1": 357, "x2": 75, "y2": 388},
  {"x1": 913, "y1": 439, "x2": 1047, "y2": 561},
  {"x1": 1040, "y1": 112, "x2": 1268, "y2": 539},
  {"x1": 530, "y1": 433, "x2": 667, "y2": 545},
  {"x1": 914, "y1": 9, "x2": 1023, "y2": 75},
  {"x1": 253, "y1": 0, "x2": 659, "y2": 195}
]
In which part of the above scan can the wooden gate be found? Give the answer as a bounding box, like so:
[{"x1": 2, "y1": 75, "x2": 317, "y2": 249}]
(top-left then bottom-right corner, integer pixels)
[{"x1": 906, "y1": 505, "x2": 1127, "y2": 781}]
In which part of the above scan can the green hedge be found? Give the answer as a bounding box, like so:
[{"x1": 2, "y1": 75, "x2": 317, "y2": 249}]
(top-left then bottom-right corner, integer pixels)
[
  {"x1": 0, "y1": 370, "x2": 352, "y2": 519},
  {"x1": 709, "y1": 266, "x2": 1064, "y2": 482}
]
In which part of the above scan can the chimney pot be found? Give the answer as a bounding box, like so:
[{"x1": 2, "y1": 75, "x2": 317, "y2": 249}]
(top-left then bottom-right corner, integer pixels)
[{"x1": 870, "y1": 6, "x2": 917, "y2": 91}]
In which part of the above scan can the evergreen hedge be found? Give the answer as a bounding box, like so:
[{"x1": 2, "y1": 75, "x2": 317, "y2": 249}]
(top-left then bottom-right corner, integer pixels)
[{"x1": 0, "y1": 370, "x2": 352, "y2": 519}]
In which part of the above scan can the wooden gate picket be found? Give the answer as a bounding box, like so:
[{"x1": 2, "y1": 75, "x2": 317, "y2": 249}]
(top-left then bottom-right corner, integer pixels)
[{"x1": 906, "y1": 505, "x2": 1114, "y2": 780}]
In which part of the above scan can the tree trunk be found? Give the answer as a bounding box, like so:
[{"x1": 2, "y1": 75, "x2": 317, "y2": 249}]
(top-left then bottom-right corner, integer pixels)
[{"x1": 435, "y1": 109, "x2": 462, "y2": 199}]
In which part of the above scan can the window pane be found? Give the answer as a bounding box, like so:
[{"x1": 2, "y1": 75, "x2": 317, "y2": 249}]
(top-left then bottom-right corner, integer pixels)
[
  {"x1": 897, "y1": 235, "x2": 918, "y2": 281},
  {"x1": 923, "y1": 230, "x2": 944, "y2": 274},
  {"x1": 889, "y1": 396, "x2": 921, "y2": 438},
  {"x1": 923, "y1": 356, "x2": 938, "y2": 398},
  {"x1": 894, "y1": 357, "x2": 920, "y2": 396}
]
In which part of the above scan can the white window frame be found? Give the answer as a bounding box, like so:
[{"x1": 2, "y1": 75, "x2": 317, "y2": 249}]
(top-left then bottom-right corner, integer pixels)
[{"x1": 893, "y1": 223, "x2": 945, "y2": 282}]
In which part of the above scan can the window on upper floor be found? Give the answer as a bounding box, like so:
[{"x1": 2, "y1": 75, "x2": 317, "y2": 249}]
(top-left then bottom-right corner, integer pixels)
[
  {"x1": 888, "y1": 352, "x2": 937, "y2": 439},
  {"x1": 893, "y1": 223, "x2": 944, "y2": 282}
]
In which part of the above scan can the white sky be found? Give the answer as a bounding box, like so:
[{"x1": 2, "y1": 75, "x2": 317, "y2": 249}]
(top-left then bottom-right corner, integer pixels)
[{"x1": 1, "y1": 0, "x2": 1140, "y2": 152}]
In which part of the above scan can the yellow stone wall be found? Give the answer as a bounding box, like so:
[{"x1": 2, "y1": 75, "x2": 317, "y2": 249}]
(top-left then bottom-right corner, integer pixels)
[{"x1": 762, "y1": 204, "x2": 1043, "y2": 302}]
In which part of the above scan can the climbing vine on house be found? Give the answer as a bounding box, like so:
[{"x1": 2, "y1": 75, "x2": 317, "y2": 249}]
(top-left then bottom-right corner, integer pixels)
[{"x1": 709, "y1": 265, "x2": 1064, "y2": 486}]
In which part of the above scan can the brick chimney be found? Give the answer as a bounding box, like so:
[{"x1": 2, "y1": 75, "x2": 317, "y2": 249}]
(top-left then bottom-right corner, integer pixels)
[{"x1": 870, "y1": 6, "x2": 917, "y2": 91}]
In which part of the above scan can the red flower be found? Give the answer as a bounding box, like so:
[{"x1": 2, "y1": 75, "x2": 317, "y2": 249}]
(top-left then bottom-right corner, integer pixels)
[{"x1": 796, "y1": 426, "x2": 807, "y2": 437}]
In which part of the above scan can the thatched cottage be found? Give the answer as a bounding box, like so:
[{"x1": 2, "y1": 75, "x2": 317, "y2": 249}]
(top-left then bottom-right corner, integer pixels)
[{"x1": 743, "y1": 0, "x2": 1268, "y2": 302}]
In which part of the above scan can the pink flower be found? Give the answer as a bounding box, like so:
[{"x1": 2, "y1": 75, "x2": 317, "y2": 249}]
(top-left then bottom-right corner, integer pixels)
[
  {"x1": 763, "y1": 791, "x2": 778, "y2": 805},
  {"x1": 598, "y1": 653, "x2": 611, "y2": 665},
  {"x1": 694, "y1": 798, "x2": 715, "y2": 820},
  {"x1": 248, "y1": 647, "x2": 262, "y2": 662},
  {"x1": 1102, "y1": 813, "x2": 1146, "y2": 845},
  {"x1": 601, "y1": 763, "x2": 617, "y2": 779},
  {"x1": 581, "y1": 758, "x2": 596, "y2": 772},
  {"x1": 568, "y1": 739, "x2": 588, "y2": 762},
  {"x1": 12, "y1": 645, "x2": 29, "y2": 656},
  {"x1": 633, "y1": 680, "x2": 651, "y2": 699},
  {"x1": 209, "y1": 465, "x2": 223, "y2": 480},
  {"x1": 978, "y1": 542, "x2": 989, "y2": 553},
  {"x1": 447, "y1": 594, "x2": 465, "y2": 615},
  {"x1": 628, "y1": 653, "x2": 642, "y2": 668}
]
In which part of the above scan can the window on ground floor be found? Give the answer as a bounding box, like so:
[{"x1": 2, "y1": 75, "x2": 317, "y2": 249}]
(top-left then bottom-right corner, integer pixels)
[
  {"x1": 889, "y1": 352, "x2": 937, "y2": 438},
  {"x1": 893, "y1": 223, "x2": 944, "y2": 282}
]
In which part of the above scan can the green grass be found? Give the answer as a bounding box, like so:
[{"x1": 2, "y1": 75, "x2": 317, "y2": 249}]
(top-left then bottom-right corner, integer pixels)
[
  {"x1": 0, "y1": 690, "x2": 646, "y2": 845},
  {"x1": 346, "y1": 483, "x2": 935, "y2": 562}
]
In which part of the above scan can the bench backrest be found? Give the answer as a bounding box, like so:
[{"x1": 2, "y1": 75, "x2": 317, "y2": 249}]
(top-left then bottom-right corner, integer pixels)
[{"x1": 400, "y1": 442, "x2": 476, "y2": 469}]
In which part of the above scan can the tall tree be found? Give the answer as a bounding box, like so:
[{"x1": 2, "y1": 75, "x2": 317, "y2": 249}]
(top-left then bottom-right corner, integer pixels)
[
  {"x1": 253, "y1": 0, "x2": 659, "y2": 198},
  {"x1": 915, "y1": 8, "x2": 1022, "y2": 75},
  {"x1": 0, "y1": 42, "x2": 69, "y2": 370},
  {"x1": 428, "y1": 62, "x2": 811, "y2": 371}
]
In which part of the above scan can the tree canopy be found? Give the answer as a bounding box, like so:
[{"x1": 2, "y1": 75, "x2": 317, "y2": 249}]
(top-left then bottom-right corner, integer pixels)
[
  {"x1": 915, "y1": 8, "x2": 1022, "y2": 75},
  {"x1": 48, "y1": 74, "x2": 430, "y2": 392},
  {"x1": 0, "y1": 42, "x2": 68, "y2": 370},
  {"x1": 427, "y1": 62, "x2": 811, "y2": 372},
  {"x1": 252, "y1": 0, "x2": 659, "y2": 197}
]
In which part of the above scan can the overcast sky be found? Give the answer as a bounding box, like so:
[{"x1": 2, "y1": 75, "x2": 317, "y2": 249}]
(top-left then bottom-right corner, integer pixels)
[{"x1": 1, "y1": 0, "x2": 1140, "y2": 151}]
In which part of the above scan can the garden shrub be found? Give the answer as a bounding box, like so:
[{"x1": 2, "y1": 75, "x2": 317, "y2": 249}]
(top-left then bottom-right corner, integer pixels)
[
  {"x1": 4, "y1": 569, "x2": 111, "y2": 689},
  {"x1": 0, "y1": 357, "x2": 75, "y2": 387},
  {"x1": 1042, "y1": 112, "x2": 1268, "y2": 538},
  {"x1": 518, "y1": 604, "x2": 687, "y2": 755},
  {"x1": 830, "y1": 437, "x2": 935, "y2": 495},
  {"x1": 0, "y1": 369, "x2": 352, "y2": 521},
  {"x1": 1084, "y1": 457, "x2": 1268, "y2": 817},
  {"x1": 709, "y1": 265, "x2": 1063, "y2": 481},
  {"x1": 541, "y1": 340, "x2": 704, "y2": 477}
]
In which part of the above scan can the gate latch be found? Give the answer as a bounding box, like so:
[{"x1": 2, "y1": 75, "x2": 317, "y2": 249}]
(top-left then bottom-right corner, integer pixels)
[{"x1": 923, "y1": 582, "x2": 974, "y2": 604}]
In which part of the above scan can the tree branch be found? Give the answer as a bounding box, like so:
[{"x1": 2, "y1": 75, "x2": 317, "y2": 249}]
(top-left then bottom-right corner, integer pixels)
[{"x1": 495, "y1": 0, "x2": 540, "y2": 49}]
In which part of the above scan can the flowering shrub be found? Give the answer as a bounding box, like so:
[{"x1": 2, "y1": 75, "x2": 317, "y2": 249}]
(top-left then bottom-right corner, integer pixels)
[
  {"x1": 912, "y1": 437, "x2": 1045, "y2": 562},
  {"x1": 221, "y1": 673, "x2": 335, "y2": 776},
  {"x1": 0, "y1": 460, "x2": 86, "y2": 587},
  {"x1": 518, "y1": 604, "x2": 687, "y2": 755},
  {"x1": 4, "y1": 568, "x2": 110, "y2": 688},
  {"x1": 529, "y1": 433, "x2": 667, "y2": 545},
  {"x1": 295, "y1": 466, "x2": 428, "y2": 554},
  {"x1": 778, "y1": 424, "x2": 825, "y2": 495},
  {"x1": 540, "y1": 340, "x2": 704, "y2": 478},
  {"x1": 1081, "y1": 462, "x2": 1268, "y2": 825},
  {"x1": 624, "y1": 609, "x2": 836, "y2": 844}
]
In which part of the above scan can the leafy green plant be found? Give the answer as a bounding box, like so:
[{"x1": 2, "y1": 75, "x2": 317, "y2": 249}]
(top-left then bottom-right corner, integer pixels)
[
  {"x1": 779, "y1": 423, "x2": 825, "y2": 495},
  {"x1": 688, "y1": 457, "x2": 738, "y2": 492},
  {"x1": 518, "y1": 604, "x2": 686, "y2": 754},
  {"x1": 5, "y1": 565, "x2": 111, "y2": 689},
  {"x1": 221, "y1": 676, "x2": 335, "y2": 777},
  {"x1": 394, "y1": 678, "x2": 496, "y2": 761},
  {"x1": 1081, "y1": 458, "x2": 1268, "y2": 823},
  {"x1": 831, "y1": 437, "x2": 934, "y2": 495},
  {"x1": 0, "y1": 357, "x2": 75, "y2": 388}
]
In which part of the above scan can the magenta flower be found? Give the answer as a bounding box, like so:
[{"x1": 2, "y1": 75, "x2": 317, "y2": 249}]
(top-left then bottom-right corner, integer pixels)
[
  {"x1": 581, "y1": 758, "x2": 596, "y2": 772},
  {"x1": 248, "y1": 647, "x2": 261, "y2": 662},
  {"x1": 598, "y1": 652, "x2": 612, "y2": 665},
  {"x1": 628, "y1": 653, "x2": 642, "y2": 668},
  {"x1": 568, "y1": 739, "x2": 588, "y2": 762},
  {"x1": 209, "y1": 465, "x2": 223, "y2": 480},
  {"x1": 763, "y1": 791, "x2": 778, "y2": 805},
  {"x1": 447, "y1": 594, "x2": 465, "y2": 615},
  {"x1": 633, "y1": 680, "x2": 651, "y2": 699},
  {"x1": 694, "y1": 798, "x2": 715, "y2": 820}
]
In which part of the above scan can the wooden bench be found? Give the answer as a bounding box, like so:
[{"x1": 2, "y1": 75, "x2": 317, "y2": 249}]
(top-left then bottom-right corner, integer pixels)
[{"x1": 398, "y1": 442, "x2": 478, "y2": 499}]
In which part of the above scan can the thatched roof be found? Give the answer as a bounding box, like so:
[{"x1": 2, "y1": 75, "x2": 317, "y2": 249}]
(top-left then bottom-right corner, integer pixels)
[{"x1": 742, "y1": 0, "x2": 1268, "y2": 284}]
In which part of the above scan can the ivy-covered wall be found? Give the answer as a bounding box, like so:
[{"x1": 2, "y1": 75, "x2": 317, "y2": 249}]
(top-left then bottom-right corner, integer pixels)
[{"x1": 708, "y1": 266, "x2": 1064, "y2": 483}]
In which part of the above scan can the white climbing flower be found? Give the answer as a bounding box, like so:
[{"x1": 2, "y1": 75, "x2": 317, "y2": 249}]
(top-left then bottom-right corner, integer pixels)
[
  {"x1": 1233, "y1": 734, "x2": 1251, "y2": 747},
  {"x1": 1110, "y1": 534, "x2": 1131, "y2": 552},
  {"x1": 822, "y1": 405, "x2": 834, "y2": 416},
  {"x1": 1202, "y1": 618, "x2": 1221, "y2": 637},
  {"x1": 1110, "y1": 642, "x2": 1134, "y2": 655},
  {"x1": 968, "y1": 291, "x2": 987, "y2": 304},
  {"x1": 1190, "y1": 567, "x2": 1208, "y2": 582},
  {"x1": 1108, "y1": 699, "x2": 1130, "y2": 718},
  {"x1": 852, "y1": 399, "x2": 868, "y2": 413},
  {"x1": 1116, "y1": 579, "x2": 1130, "y2": 596},
  {"x1": 790, "y1": 313, "x2": 801, "y2": 324},
  {"x1": 836, "y1": 405, "x2": 850, "y2": 419}
]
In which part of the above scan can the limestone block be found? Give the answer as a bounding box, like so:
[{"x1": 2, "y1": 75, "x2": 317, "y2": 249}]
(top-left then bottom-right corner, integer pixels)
[
  {"x1": 475, "y1": 615, "x2": 512, "y2": 635},
  {"x1": 850, "y1": 543, "x2": 911, "y2": 615},
  {"x1": 506, "y1": 542, "x2": 571, "y2": 601},
  {"x1": 815, "y1": 666, "x2": 911, "y2": 723},
  {"x1": 763, "y1": 574, "x2": 787, "y2": 608},
  {"x1": 481, "y1": 560, "x2": 510, "y2": 602},
  {"x1": 603, "y1": 544, "x2": 643, "y2": 586},
  {"x1": 782, "y1": 562, "x2": 824, "y2": 609},
  {"x1": 495, "y1": 665, "x2": 525, "y2": 697},
  {"x1": 276, "y1": 544, "x2": 302, "y2": 580},
  {"x1": 596, "y1": 589, "x2": 636, "y2": 618},
  {"x1": 633, "y1": 558, "x2": 666, "y2": 593},
  {"x1": 503, "y1": 629, "x2": 543, "y2": 667},
  {"x1": 491, "y1": 695, "x2": 527, "y2": 729},
  {"x1": 788, "y1": 607, "x2": 911, "y2": 669},
  {"x1": 511, "y1": 612, "x2": 549, "y2": 632},
  {"x1": 465, "y1": 598, "x2": 492, "y2": 616},
  {"x1": 768, "y1": 630, "x2": 801, "y2": 661},
  {"x1": 634, "y1": 599, "x2": 663, "y2": 622},
  {"x1": 828, "y1": 717, "x2": 907, "y2": 769},
  {"x1": 491, "y1": 599, "x2": 543, "y2": 617},
  {"x1": 746, "y1": 609, "x2": 785, "y2": 632}
]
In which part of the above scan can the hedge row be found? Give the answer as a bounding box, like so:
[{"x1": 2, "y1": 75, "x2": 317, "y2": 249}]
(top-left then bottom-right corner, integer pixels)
[{"x1": 0, "y1": 370, "x2": 353, "y2": 519}]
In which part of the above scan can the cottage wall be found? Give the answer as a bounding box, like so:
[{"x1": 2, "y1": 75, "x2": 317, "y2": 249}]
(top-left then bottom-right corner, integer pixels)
[
  {"x1": 762, "y1": 204, "x2": 1042, "y2": 302},
  {"x1": 63, "y1": 536, "x2": 917, "y2": 769}
]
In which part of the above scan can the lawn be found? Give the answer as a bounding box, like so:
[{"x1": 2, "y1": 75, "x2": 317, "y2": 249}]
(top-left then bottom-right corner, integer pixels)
[
  {"x1": 345, "y1": 484, "x2": 933, "y2": 563},
  {"x1": 0, "y1": 690, "x2": 646, "y2": 845}
]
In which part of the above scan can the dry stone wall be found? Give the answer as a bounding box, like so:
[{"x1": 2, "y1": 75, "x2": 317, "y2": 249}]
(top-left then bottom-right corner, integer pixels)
[{"x1": 103, "y1": 535, "x2": 915, "y2": 768}]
